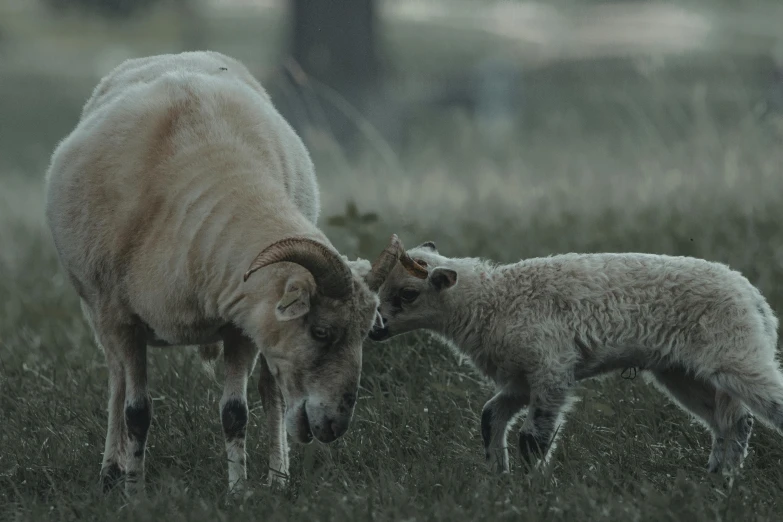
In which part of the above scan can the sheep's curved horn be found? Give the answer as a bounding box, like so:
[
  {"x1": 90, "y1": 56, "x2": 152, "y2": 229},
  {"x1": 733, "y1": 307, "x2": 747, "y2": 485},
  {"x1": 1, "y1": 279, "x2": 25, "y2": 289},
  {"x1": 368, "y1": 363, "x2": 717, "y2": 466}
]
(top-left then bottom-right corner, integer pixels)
[
  {"x1": 365, "y1": 234, "x2": 403, "y2": 292},
  {"x1": 244, "y1": 237, "x2": 353, "y2": 300}
]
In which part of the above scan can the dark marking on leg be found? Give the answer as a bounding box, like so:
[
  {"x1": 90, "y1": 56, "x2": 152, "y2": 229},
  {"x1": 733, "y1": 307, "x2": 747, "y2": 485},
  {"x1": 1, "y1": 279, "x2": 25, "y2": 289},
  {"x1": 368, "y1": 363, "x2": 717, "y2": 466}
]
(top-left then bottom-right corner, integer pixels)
[
  {"x1": 222, "y1": 397, "x2": 248, "y2": 441},
  {"x1": 481, "y1": 405, "x2": 493, "y2": 455},
  {"x1": 125, "y1": 397, "x2": 152, "y2": 447}
]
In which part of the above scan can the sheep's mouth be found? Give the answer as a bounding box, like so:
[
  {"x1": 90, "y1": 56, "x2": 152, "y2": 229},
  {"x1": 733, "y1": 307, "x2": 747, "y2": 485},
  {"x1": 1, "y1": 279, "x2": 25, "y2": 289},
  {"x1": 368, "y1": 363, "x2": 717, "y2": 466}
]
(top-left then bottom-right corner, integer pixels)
[
  {"x1": 368, "y1": 327, "x2": 389, "y2": 342},
  {"x1": 290, "y1": 401, "x2": 313, "y2": 444}
]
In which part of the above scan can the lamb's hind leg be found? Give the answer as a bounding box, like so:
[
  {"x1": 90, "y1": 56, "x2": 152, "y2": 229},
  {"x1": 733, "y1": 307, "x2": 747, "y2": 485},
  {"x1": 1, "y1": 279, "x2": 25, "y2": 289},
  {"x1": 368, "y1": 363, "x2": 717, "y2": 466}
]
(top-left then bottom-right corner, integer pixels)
[
  {"x1": 711, "y1": 363, "x2": 783, "y2": 439},
  {"x1": 651, "y1": 368, "x2": 753, "y2": 475},
  {"x1": 481, "y1": 388, "x2": 529, "y2": 473},
  {"x1": 257, "y1": 354, "x2": 288, "y2": 487}
]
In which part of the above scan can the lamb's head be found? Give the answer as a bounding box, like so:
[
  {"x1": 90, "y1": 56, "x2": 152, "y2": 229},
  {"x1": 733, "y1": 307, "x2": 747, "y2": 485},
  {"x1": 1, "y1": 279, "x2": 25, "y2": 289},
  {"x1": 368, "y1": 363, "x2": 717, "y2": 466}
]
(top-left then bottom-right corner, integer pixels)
[
  {"x1": 367, "y1": 240, "x2": 458, "y2": 342},
  {"x1": 242, "y1": 235, "x2": 400, "y2": 445}
]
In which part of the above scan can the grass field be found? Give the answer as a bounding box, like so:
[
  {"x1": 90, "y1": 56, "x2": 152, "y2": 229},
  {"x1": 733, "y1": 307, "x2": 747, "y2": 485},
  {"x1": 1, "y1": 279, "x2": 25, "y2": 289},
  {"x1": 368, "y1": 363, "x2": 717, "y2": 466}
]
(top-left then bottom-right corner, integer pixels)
[{"x1": 3, "y1": 3, "x2": 783, "y2": 521}]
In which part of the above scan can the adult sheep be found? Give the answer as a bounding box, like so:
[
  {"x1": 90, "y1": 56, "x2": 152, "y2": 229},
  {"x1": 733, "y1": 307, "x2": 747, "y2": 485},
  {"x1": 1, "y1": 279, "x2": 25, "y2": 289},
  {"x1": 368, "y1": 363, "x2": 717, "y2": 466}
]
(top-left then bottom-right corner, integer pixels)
[
  {"x1": 44, "y1": 51, "x2": 398, "y2": 496},
  {"x1": 368, "y1": 239, "x2": 782, "y2": 477}
]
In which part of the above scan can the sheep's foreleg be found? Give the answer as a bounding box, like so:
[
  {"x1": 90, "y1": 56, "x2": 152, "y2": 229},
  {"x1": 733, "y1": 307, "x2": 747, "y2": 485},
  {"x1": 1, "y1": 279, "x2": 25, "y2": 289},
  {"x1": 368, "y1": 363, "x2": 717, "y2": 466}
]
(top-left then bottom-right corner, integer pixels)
[
  {"x1": 481, "y1": 390, "x2": 528, "y2": 473},
  {"x1": 122, "y1": 332, "x2": 152, "y2": 497},
  {"x1": 221, "y1": 329, "x2": 259, "y2": 496},
  {"x1": 258, "y1": 355, "x2": 288, "y2": 487}
]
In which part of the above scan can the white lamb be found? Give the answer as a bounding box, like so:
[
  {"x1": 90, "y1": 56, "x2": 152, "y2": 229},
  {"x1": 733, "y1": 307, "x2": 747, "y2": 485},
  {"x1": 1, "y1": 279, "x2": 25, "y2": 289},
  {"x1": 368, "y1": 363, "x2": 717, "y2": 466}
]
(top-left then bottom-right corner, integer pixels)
[
  {"x1": 368, "y1": 239, "x2": 782, "y2": 476},
  {"x1": 43, "y1": 51, "x2": 399, "y2": 496}
]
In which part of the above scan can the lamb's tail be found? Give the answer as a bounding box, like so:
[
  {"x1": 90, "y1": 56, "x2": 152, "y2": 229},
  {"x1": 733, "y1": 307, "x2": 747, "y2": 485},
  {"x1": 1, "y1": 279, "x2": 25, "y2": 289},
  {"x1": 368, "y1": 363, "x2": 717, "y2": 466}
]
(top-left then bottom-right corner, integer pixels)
[{"x1": 712, "y1": 364, "x2": 783, "y2": 434}]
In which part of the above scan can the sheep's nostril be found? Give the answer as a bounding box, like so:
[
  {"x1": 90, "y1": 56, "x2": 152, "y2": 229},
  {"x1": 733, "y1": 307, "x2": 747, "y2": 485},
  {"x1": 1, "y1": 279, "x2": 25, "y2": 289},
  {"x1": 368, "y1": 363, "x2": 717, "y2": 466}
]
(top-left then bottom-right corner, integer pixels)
[{"x1": 343, "y1": 392, "x2": 357, "y2": 408}]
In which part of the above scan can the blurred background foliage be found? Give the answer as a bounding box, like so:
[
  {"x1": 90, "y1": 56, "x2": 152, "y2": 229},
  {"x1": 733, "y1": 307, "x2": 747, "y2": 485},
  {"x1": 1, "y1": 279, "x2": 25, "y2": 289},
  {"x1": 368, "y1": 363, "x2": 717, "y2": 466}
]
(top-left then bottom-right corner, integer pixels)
[{"x1": 3, "y1": 2, "x2": 783, "y2": 518}]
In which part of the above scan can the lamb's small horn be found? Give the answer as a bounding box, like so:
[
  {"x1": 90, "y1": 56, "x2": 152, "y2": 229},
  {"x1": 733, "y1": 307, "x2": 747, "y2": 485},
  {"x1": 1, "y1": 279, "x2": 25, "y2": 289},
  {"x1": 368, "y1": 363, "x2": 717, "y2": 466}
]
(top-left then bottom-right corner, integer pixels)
[
  {"x1": 399, "y1": 249, "x2": 429, "y2": 279},
  {"x1": 365, "y1": 234, "x2": 404, "y2": 292}
]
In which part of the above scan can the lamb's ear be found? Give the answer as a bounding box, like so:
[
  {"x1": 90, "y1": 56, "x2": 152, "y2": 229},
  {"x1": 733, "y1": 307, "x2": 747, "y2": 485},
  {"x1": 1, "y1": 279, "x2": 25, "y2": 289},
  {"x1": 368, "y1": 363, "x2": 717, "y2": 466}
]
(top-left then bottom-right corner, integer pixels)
[
  {"x1": 429, "y1": 267, "x2": 457, "y2": 291},
  {"x1": 417, "y1": 241, "x2": 438, "y2": 253},
  {"x1": 275, "y1": 279, "x2": 311, "y2": 321}
]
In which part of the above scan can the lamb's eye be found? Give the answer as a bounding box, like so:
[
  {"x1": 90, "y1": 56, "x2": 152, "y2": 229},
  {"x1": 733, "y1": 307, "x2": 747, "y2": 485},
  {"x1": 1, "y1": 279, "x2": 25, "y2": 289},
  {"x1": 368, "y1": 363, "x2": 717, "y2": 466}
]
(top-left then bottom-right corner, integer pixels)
[
  {"x1": 399, "y1": 288, "x2": 420, "y2": 303},
  {"x1": 414, "y1": 259, "x2": 428, "y2": 268},
  {"x1": 311, "y1": 326, "x2": 330, "y2": 341}
]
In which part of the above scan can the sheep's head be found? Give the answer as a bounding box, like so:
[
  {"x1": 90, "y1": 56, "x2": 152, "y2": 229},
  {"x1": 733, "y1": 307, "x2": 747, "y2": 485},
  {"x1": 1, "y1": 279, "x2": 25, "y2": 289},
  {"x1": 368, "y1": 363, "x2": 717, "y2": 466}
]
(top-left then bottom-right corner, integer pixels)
[
  {"x1": 367, "y1": 240, "x2": 458, "y2": 342},
  {"x1": 243, "y1": 235, "x2": 401, "y2": 444}
]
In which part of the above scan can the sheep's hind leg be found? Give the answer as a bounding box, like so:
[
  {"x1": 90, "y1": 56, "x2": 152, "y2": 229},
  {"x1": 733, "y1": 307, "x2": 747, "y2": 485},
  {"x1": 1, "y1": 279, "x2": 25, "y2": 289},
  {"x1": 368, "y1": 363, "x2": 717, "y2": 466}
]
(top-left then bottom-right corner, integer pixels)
[
  {"x1": 91, "y1": 312, "x2": 150, "y2": 497},
  {"x1": 257, "y1": 354, "x2": 288, "y2": 487},
  {"x1": 221, "y1": 327, "x2": 259, "y2": 497},
  {"x1": 481, "y1": 389, "x2": 528, "y2": 473},
  {"x1": 85, "y1": 299, "x2": 129, "y2": 492},
  {"x1": 517, "y1": 378, "x2": 573, "y2": 471}
]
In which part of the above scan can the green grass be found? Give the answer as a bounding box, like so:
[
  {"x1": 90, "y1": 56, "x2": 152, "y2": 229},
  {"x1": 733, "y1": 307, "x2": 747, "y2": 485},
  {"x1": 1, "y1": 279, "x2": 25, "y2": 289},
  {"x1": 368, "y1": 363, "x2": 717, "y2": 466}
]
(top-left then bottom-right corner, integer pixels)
[
  {"x1": 4, "y1": 112, "x2": 783, "y2": 519},
  {"x1": 4, "y1": 3, "x2": 783, "y2": 520}
]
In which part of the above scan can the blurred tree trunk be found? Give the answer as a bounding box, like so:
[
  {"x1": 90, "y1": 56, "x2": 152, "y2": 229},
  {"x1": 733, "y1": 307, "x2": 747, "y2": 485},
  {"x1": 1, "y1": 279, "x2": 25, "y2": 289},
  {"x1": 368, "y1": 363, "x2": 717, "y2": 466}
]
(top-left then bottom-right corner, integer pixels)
[
  {"x1": 290, "y1": 0, "x2": 379, "y2": 97},
  {"x1": 283, "y1": 0, "x2": 386, "y2": 148},
  {"x1": 174, "y1": 0, "x2": 207, "y2": 50}
]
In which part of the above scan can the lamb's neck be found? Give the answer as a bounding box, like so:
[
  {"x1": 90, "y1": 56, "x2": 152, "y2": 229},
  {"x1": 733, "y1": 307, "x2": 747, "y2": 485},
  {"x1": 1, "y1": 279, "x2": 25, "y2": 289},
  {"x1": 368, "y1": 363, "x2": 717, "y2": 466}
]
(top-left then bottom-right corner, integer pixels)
[{"x1": 437, "y1": 261, "x2": 495, "y2": 357}]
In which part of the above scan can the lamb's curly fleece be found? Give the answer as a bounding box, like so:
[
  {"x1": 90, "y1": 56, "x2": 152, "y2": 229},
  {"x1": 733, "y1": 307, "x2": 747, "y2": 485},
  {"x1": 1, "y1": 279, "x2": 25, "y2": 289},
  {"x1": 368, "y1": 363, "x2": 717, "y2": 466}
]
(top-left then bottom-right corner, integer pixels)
[{"x1": 374, "y1": 243, "x2": 781, "y2": 475}]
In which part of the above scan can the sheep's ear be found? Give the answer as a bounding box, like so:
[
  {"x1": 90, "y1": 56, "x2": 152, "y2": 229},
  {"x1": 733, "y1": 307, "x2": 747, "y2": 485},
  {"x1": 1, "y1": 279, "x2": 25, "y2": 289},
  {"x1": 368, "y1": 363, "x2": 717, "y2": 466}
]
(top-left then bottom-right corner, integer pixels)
[
  {"x1": 429, "y1": 267, "x2": 457, "y2": 291},
  {"x1": 275, "y1": 279, "x2": 311, "y2": 321},
  {"x1": 417, "y1": 241, "x2": 438, "y2": 253}
]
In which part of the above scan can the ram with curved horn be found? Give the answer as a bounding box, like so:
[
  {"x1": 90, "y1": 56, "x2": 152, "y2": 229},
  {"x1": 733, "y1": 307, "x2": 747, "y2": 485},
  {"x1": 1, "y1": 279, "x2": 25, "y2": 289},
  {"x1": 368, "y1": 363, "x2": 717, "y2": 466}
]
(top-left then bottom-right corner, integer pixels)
[{"x1": 44, "y1": 51, "x2": 394, "y2": 497}]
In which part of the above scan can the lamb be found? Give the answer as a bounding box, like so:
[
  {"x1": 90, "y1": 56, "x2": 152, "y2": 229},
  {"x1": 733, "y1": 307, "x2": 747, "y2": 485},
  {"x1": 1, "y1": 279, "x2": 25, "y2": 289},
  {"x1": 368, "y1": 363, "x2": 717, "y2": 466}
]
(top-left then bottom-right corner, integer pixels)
[
  {"x1": 43, "y1": 51, "x2": 399, "y2": 496},
  {"x1": 368, "y1": 239, "x2": 783, "y2": 476}
]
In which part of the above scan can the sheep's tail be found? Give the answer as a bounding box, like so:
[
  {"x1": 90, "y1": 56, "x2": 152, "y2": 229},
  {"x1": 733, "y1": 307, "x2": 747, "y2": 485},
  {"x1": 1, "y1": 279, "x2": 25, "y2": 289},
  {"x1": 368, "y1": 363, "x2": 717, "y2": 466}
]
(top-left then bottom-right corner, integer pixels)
[{"x1": 197, "y1": 342, "x2": 223, "y2": 378}]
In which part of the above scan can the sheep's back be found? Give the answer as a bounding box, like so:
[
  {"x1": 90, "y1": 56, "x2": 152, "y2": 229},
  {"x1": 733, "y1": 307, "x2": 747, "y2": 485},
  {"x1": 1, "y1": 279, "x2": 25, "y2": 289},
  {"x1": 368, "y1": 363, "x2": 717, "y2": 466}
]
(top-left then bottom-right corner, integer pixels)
[{"x1": 44, "y1": 52, "x2": 318, "y2": 308}]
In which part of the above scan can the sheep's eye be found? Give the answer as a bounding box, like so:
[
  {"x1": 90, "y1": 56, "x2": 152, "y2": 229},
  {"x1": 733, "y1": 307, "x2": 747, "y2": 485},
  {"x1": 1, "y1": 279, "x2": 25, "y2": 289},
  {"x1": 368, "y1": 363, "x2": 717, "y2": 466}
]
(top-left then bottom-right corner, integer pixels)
[
  {"x1": 414, "y1": 259, "x2": 428, "y2": 268},
  {"x1": 399, "y1": 288, "x2": 420, "y2": 303},
  {"x1": 311, "y1": 326, "x2": 330, "y2": 341}
]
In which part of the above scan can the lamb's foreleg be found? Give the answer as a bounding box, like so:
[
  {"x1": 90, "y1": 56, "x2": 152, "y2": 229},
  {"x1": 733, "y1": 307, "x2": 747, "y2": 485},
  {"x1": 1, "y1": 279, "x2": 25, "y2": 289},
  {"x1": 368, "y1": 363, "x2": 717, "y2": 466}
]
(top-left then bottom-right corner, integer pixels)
[
  {"x1": 221, "y1": 328, "x2": 259, "y2": 495},
  {"x1": 518, "y1": 378, "x2": 572, "y2": 470},
  {"x1": 481, "y1": 390, "x2": 528, "y2": 473}
]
